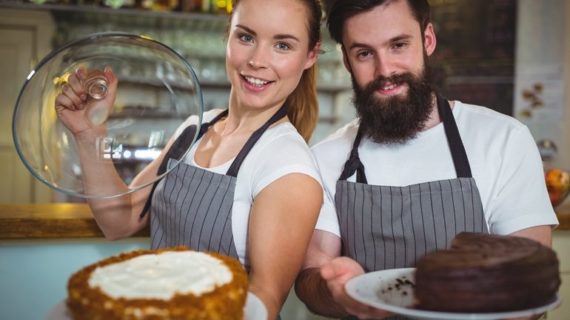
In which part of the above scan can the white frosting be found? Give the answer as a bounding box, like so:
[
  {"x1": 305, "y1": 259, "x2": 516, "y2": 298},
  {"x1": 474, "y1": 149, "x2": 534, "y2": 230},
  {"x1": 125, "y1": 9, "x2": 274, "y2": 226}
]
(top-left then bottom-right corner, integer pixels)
[{"x1": 88, "y1": 251, "x2": 233, "y2": 299}]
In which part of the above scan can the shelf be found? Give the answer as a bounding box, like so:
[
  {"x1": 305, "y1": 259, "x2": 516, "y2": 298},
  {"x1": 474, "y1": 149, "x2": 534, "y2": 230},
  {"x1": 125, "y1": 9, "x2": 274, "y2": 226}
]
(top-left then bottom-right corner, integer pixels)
[
  {"x1": 119, "y1": 76, "x2": 200, "y2": 91},
  {"x1": 0, "y1": 2, "x2": 228, "y2": 30},
  {"x1": 109, "y1": 106, "x2": 192, "y2": 119},
  {"x1": 0, "y1": 1, "x2": 351, "y2": 92}
]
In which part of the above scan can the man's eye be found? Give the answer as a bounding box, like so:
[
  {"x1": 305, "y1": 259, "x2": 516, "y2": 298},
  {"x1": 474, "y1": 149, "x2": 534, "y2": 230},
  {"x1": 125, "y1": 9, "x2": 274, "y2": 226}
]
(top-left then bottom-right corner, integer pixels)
[
  {"x1": 392, "y1": 42, "x2": 408, "y2": 50},
  {"x1": 357, "y1": 50, "x2": 372, "y2": 59}
]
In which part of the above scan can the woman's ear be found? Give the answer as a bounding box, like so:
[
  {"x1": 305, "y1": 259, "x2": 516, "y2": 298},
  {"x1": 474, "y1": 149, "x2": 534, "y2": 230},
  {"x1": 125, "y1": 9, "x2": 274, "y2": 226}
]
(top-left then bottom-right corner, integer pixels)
[
  {"x1": 304, "y1": 41, "x2": 321, "y2": 70},
  {"x1": 424, "y1": 23, "x2": 437, "y2": 56}
]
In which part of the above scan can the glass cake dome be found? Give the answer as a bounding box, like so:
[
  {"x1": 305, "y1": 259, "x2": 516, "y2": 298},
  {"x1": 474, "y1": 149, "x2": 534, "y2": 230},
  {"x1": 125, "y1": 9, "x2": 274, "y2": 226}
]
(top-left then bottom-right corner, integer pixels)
[{"x1": 12, "y1": 32, "x2": 203, "y2": 199}]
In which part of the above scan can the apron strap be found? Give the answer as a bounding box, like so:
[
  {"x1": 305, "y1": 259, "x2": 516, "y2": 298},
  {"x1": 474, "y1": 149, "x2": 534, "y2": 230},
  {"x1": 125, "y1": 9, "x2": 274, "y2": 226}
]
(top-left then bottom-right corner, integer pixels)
[
  {"x1": 157, "y1": 109, "x2": 229, "y2": 178},
  {"x1": 436, "y1": 94, "x2": 472, "y2": 178},
  {"x1": 140, "y1": 109, "x2": 230, "y2": 218},
  {"x1": 338, "y1": 128, "x2": 368, "y2": 184},
  {"x1": 139, "y1": 124, "x2": 198, "y2": 218},
  {"x1": 338, "y1": 93, "x2": 473, "y2": 184},
  {"x1": 226, "y1": 103, "x2": 289, "y2": 177},
  {"x1": 140, "y1": 104, "x2": 288, "y2": 218}
]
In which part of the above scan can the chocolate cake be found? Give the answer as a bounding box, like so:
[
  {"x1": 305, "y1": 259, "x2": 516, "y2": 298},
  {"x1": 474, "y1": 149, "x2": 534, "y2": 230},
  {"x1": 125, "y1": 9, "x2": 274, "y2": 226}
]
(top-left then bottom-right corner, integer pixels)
[
  {"x1": 415, "y1": 232, "x2": 560, "y2": 313},
  {"x1": 67, "y1": 247, "x2": 248, "y2": 320}
]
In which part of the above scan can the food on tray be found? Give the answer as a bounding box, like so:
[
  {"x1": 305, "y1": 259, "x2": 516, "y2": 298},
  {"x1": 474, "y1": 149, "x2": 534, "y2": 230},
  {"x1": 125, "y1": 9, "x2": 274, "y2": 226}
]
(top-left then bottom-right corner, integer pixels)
[
  {"x1": 414, "y1": 232, "x2": 560, "y2": 313},
  {"x1": 67, "y1": 247, "x2": 248, "y2": 319}
]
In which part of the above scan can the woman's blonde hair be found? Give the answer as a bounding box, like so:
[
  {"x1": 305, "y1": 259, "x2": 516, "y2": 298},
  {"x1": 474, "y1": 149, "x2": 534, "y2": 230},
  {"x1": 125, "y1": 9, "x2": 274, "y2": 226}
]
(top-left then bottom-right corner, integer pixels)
[
  {"x1": 286, "y1": 64, "x2": 319, "y2": 142},
  {"x1": 231, "y1": 0, "x2": 323, "y2": 142}
]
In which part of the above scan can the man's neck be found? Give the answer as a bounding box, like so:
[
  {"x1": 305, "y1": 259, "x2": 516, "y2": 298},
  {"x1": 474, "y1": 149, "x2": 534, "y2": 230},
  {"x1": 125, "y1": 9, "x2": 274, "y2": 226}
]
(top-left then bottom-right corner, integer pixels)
[{"x1": 422, "y1": 96, "x2": 454, "y2": 131}]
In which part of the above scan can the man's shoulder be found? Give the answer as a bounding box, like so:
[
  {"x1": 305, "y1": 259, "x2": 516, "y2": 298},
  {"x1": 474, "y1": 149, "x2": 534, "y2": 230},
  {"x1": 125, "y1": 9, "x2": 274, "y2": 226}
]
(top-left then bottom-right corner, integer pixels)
[{"x1": 455, "y1": 101, "x2": 526, "y2": 130}]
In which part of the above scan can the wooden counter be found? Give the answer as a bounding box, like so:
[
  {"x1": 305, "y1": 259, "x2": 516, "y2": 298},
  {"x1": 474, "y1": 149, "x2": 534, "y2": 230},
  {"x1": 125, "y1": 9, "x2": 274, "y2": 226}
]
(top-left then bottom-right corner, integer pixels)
[
  {"x1": 0, "y1": 203, "x2": 568, "y2": 240},
  {"x1": 0, "y1": 203, "x2": 149, "y2": 239},
  {"x1": 557, "y1": 210, "x2": 570, "y2": 231}
]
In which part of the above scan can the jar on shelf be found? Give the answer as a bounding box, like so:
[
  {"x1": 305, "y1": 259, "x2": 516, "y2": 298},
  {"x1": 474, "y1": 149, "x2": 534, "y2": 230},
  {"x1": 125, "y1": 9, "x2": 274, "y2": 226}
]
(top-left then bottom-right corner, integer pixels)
[{"x1": 141, "y1": 0, "x2": 179, "y2": 11}]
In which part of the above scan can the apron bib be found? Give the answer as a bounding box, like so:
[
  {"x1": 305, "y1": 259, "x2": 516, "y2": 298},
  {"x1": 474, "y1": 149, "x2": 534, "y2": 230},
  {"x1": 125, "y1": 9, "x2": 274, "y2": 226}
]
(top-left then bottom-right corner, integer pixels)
[
  {"x1": 336, "y1": 95, "x2": 489, "y2": 272},
  {"x1": 141, "y1": 105, "x2": 288, "y2": 264}
]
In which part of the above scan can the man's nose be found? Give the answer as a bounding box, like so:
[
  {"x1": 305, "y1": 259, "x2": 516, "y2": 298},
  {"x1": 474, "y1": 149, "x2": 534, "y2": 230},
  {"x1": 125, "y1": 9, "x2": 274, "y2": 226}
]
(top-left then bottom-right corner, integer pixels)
[{"x1": 373, "y1": 55, "x2": 395, "y2": 78}]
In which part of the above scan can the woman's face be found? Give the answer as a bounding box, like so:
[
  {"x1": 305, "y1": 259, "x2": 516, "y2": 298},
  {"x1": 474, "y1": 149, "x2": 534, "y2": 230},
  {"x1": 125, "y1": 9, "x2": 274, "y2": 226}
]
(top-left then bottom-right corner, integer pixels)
[{"x1": 226, "y1": 0, "x2": 318, "y2": 111}]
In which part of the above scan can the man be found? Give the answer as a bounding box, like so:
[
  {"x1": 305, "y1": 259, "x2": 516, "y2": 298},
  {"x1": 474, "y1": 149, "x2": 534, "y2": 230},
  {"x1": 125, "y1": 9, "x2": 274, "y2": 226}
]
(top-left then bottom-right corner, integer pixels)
[{"x1": 296, "y1": 0, "x2": 559, "y2": 318}]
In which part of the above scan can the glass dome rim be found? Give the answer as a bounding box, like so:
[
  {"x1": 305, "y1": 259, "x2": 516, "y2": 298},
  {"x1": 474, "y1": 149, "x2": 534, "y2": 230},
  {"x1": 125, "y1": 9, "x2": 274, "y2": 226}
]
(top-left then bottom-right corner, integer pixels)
[{"x1": 11, "y1": 31, "x2": 205, "y2": 199}]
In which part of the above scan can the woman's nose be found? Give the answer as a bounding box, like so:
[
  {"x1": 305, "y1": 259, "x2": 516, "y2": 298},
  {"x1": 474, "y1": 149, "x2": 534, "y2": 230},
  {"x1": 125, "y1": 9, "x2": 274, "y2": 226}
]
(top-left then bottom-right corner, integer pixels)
[{"x1": 247, "y1": 47, "x2": 269, "y2": 69}]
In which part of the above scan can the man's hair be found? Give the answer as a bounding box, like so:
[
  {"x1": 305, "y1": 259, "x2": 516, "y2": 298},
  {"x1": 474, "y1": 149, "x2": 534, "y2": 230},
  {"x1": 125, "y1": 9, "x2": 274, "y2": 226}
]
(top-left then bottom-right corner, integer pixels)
[{"x1": 326, "y1": 0, "x2": 431, "y2": 44}]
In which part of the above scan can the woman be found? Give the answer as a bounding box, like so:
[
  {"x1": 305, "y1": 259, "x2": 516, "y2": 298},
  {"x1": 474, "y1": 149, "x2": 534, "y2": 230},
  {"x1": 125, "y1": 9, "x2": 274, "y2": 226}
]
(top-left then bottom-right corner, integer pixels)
[{"x1": 54, "y1": 0, "x2": 324, "y2": 318}]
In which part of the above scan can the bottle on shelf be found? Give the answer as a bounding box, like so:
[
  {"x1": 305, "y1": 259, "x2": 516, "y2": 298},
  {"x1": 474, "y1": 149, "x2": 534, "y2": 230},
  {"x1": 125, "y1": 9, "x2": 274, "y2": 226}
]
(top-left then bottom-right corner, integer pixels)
[
  {"x1": 213, "y1": 0, "x2": 231, "y2": 14},
  {"x1": 199, "y1": 0, "x2": 231, "y2": 14},
  {"x1": 178, "y1": 0, "x2": 201, "y2": 12},
  {"x1": 102, "y1": 0, "x2": 136, "y2": 9}
]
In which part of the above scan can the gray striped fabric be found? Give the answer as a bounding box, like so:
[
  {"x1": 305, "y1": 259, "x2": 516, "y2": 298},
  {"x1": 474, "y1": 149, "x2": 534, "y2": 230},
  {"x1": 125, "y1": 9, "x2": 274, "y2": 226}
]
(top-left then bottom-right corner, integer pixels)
[
  {"x1": 335, "y1": 177, "x2": 488, "y2": 272},
  {"x1": 150, "y1": 160, "x2": 239, "y2": 260}
]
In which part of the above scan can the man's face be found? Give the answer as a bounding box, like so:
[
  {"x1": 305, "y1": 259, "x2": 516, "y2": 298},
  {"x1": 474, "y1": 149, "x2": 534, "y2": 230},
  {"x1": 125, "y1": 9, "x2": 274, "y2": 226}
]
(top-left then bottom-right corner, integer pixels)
[
  {"x1": 351, "y1": 61, "x2": 434, "y2": 144},
  {"x1": 341, "y1": 0, "x2": 437, "y2": 143}
]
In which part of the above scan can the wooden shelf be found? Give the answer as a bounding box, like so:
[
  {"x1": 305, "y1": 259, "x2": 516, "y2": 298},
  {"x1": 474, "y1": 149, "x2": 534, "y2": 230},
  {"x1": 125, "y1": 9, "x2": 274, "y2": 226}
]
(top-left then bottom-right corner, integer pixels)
[
  {"x1": 0, "y1": 203, "x2": 149, "y2": 239},
  {"x1": 0, "y1": 2, "x2": 228, "y2": 30}
]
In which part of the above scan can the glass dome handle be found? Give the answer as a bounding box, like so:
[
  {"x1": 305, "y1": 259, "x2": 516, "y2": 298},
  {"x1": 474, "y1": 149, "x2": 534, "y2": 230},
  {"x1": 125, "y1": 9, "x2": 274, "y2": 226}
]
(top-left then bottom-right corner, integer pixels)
[{"x1": 84, "y1": 73, "x2": 108, "y2": 100}]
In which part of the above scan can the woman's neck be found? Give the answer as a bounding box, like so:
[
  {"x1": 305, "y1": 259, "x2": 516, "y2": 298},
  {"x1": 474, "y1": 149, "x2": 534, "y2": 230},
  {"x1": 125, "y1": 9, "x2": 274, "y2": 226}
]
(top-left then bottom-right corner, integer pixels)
[{"x1": 221, "y1": 93, "x2": 287, "y2": 136}]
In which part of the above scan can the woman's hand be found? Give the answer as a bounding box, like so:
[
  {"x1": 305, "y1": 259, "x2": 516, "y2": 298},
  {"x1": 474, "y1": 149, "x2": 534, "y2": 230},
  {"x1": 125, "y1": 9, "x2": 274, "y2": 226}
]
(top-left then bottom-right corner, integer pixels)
[
  {"x1": 321, "y1": 257, "x2": 394, "y2": 319},
  {"x1": 55, "y1": 67, "x2": 118, "y2": 137}
]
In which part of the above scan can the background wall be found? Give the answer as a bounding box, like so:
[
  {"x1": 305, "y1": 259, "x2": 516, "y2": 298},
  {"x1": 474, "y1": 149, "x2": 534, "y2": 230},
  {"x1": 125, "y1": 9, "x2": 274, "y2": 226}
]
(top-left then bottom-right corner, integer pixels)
[{"x1": 514, "y1": 0, "x2": 570, "y2": 210}]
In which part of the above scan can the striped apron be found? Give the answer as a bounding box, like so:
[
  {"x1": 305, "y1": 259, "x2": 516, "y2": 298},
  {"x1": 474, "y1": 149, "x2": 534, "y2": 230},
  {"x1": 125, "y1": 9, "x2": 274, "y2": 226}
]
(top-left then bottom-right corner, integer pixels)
[
  {"x1": 337, "y1": 95, "x2": 488, "y2": 319},
  {"x1": 336, "y1": 94, "x2": 489, "y2": 273},
  {"x1": 140, "y1": 105, "x2": 288, "y2": 264}
]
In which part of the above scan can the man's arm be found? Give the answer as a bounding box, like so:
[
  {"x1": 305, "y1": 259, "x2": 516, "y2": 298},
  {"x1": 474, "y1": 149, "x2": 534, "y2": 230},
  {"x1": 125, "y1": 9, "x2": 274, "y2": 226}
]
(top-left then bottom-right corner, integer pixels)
[
  {"x1": 294, "y1": 230, "x2": 347, "y2": 317},
  {"x1": 509, "y1": 225, "x2": 553, "y2": 320},
  {"x1": 510, "y1": 225, "x2": 552, "y2": 247},
  {"x1": 295, "y1": 230, "x2": 393, "y2": 319}
]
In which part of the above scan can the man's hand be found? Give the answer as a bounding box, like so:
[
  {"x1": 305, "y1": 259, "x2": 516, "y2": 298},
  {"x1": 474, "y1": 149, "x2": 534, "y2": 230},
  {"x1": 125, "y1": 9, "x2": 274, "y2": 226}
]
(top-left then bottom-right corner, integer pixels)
[{"x1": 321, "y1": 257, "x2": 393, "y2": 319}]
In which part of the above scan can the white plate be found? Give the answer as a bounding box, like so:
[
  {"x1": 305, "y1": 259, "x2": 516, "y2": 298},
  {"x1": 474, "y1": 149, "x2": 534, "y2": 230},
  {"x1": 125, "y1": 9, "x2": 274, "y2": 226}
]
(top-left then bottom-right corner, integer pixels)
[
  {"x1": 345, "y1": 268, "x2": 561, "y2": 320},
  {"x1": 47, "y1": 291, "x2": 266, "y2": 320}
]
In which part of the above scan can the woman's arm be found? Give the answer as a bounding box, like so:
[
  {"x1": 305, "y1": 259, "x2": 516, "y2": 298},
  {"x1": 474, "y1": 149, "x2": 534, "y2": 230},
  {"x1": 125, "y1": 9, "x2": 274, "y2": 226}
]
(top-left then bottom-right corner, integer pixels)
[
  {"x1": 246, "y1": 173, "x2": 322, "y2": 319},
  {"x1": 55, "y1": 67, "x2": 180, "y2": 239}
]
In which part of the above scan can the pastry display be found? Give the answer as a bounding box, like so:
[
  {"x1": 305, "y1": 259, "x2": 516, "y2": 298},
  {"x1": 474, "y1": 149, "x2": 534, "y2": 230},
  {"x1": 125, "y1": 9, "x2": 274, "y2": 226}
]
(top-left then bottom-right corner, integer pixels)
[
  {"x1": 415, "y1": 232, "x2": 560, "y2": 312},
  {"x1": 67, "y1": 247, "x2": 248, "y2": 320}
]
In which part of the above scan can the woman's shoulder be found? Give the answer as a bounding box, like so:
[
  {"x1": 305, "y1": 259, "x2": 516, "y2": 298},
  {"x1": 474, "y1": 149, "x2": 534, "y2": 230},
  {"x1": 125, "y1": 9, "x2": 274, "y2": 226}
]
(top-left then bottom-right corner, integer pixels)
[
  {"x1": 257, "y1": 122, "x2": 312, "y2": 154},
  {"x1": 243, "y1": 122, "x2": 322, "y2": 194}
]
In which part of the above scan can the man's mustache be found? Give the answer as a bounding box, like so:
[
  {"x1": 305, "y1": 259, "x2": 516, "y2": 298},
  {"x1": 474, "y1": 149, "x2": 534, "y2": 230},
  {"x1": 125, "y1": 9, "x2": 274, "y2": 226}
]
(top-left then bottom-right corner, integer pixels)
[{"x1": 365, "y1": 73, "x2": 416, "y2": 93}]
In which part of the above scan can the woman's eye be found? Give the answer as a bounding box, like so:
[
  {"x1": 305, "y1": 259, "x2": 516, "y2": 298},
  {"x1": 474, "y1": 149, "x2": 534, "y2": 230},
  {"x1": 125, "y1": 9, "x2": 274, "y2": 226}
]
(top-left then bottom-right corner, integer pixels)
[
  {"x1": 275, "y1": 42, "x2": 291, "y2": 51},
  {"x1": 238, "y1": 33, "x2": 254, "y2": 43}
]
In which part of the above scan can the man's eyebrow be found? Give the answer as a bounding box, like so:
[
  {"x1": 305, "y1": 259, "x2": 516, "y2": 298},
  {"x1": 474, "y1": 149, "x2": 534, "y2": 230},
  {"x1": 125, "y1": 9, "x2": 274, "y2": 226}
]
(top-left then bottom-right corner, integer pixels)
[{"x1": 348, "y1": 34, "x2": 413, "y2": 51}]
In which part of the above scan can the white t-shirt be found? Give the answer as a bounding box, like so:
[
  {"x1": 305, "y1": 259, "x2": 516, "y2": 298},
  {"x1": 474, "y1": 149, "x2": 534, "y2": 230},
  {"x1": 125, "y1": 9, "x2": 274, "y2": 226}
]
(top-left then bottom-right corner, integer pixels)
[
  {"x1": 181, "y1": 109, "x2": 323, "y2": 265},
  {"x1": 313, "y1": 101, "x2": 558, "y2": 237}
]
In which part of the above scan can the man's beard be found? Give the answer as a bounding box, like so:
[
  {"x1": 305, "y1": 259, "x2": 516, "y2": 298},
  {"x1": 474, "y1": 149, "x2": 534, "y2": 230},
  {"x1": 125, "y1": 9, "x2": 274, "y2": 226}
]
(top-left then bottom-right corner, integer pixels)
[{"x1": 352, "y1": 66, "x2": 434, "y2": 144}]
